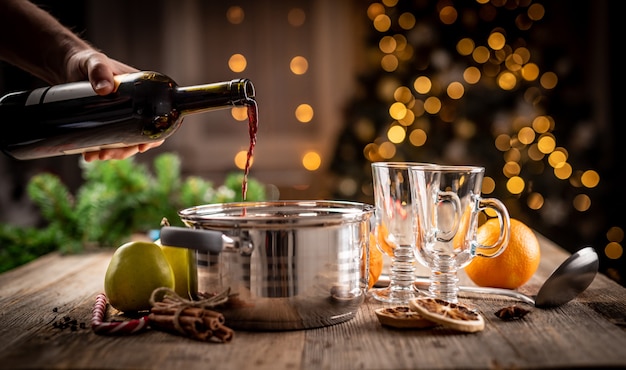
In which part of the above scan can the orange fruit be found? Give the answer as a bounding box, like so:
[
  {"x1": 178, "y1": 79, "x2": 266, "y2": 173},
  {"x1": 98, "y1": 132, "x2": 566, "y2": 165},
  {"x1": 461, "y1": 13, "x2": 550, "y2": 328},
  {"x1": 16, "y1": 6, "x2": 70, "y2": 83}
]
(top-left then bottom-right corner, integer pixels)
[
  {"x1": 376, "y1": 223, "x2": 395, "y2": 256},
  {"x1": 464, "y1": 218, "x2": 540, "y2": 289},
  {"x1": 452, "y1": 206, "x2": 472, "y2": 251},
  {"x1": 365, "y1": 232, "x2": 384, "y2": 289}
]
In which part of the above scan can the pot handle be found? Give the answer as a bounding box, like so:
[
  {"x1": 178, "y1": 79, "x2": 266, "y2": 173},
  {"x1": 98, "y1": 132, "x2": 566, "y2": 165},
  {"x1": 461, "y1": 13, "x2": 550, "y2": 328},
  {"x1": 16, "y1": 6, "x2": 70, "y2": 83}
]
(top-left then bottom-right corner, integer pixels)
[{"x1": 159, "y1": 226, "x2": 228, "y2": 254}]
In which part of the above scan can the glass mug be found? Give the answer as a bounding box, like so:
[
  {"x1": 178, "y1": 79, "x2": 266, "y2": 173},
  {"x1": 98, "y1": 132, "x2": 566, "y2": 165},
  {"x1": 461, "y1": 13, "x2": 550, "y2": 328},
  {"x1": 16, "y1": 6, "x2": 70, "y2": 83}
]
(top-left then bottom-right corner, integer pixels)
[
  {"x1": 370, "y1": 162, "x2": 425, "y2": 303},
  {"x1": 409, "y1": 165, "x2": 511, "y2": 303}
]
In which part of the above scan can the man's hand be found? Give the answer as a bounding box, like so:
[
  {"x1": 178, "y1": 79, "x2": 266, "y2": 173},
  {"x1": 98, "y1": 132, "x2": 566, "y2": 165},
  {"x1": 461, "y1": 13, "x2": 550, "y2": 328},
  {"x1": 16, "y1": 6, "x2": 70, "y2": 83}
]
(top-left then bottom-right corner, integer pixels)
[
  {"x1": 64, "y1": 50, "x2": 164, "y2": 162},
  {"x1": 0, "y1": 0, "x2": 164, "y2": 162}
]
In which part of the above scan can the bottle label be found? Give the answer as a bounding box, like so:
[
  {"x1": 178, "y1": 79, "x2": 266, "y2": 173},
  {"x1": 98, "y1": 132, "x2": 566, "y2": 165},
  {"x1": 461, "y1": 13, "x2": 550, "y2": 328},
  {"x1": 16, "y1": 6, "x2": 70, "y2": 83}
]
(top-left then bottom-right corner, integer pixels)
[
  {"x1": 24, "y1": 74, "x2": 129, "y2": 106},
  {"x1": 62, "y1": 142, "x2": 132, "y2": 155},
  {"x1": 25, "y1": 82, "x2": 97, "y2": 106},
  {"x1": 24, "y1": 87, "x2": 49, "y2": 106}
]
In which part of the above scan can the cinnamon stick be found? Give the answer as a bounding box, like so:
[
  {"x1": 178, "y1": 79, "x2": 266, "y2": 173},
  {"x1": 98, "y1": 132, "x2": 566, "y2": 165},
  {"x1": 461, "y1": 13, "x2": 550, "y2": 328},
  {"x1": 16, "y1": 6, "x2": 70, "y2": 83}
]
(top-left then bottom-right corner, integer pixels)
[
  {"x1": 149, "y1": 313, "x2": 201, "y2": 332},
  {"x1": 151, "y1": 304, "x2": 205, "y2": 318},
  {"x1": 151, "y1": 306, "x2": 225, "y2": 330},
  {"x1": 213, "y1": 325, "x2": 234, "y2": 343},
  {"x1": 203, "y1": 309, "x2": 226, "y2": 324},
  {"x1": 202, "y1": 316, "x2": 222, "y2": 331},
  {"x1": 148, "y1": 310, "x2": 233, "y2": 343},
  {"x1": 148, "y1": 287, "x2": 234, "y2": 343}
]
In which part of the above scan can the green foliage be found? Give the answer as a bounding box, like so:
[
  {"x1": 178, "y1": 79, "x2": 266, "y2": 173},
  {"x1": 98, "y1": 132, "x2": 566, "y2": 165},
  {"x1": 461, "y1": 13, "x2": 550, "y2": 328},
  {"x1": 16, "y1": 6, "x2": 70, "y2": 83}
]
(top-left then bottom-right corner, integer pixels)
[
  {"x1": 0, "y1": 223, "x2": 59, "y2": 273},
  {"x1": 0, "y1": 152, "x2": 266, "y2": 272}
]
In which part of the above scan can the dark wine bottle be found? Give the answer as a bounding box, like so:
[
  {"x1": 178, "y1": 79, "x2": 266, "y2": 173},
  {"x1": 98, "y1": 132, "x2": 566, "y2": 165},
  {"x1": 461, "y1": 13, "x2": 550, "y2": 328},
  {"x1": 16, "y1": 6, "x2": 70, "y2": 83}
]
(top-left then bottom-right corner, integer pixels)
[{"x1": 0, "y1": 71, "x2": 255, "y2": 160}]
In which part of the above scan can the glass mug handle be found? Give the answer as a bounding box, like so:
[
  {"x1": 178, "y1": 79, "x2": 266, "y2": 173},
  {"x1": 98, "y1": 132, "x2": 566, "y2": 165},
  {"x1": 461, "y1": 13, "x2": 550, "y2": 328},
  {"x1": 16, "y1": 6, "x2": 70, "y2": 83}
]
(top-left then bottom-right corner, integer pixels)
[
  {"x1": 433, "y1": 190, "x2": 461, "y2": 242},
  {"x1": 472, "y1": 197, "x2": 511, "y2": 258}
]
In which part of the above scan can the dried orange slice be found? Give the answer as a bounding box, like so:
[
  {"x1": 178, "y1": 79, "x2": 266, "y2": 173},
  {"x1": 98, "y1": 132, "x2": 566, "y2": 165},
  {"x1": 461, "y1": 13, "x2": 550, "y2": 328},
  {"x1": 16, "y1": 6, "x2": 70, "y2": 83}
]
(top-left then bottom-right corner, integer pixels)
[
  {"x1": 375, "y1": 306, "x2": 439, "y2": 329},
  {"x1": 408, "y1": 297, "x2": 485, "y2": 333}
]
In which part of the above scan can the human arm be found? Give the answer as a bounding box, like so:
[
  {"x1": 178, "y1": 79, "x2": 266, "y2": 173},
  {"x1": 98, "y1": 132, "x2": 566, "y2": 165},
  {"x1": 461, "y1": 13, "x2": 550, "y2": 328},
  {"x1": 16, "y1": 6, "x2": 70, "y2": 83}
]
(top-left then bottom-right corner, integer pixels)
[{"x1": 0, "y1": 0, "x2": 163, "y2": 161}]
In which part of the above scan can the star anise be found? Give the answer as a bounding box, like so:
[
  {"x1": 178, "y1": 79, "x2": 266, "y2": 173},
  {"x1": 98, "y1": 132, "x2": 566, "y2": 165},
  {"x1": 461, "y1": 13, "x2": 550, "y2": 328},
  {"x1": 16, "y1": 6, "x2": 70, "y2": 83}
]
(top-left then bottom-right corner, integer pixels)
[{"x1": 494, "y1": 305, "x2": 531, "y2": 321}]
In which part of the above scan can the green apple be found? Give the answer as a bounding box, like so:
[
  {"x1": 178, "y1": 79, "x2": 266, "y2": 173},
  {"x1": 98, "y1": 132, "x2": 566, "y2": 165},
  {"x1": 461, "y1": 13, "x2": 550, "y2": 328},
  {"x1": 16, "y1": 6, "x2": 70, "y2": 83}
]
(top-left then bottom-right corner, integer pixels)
[{"x1": 104, "y1": 241, "x2": 174, "y2": 312}]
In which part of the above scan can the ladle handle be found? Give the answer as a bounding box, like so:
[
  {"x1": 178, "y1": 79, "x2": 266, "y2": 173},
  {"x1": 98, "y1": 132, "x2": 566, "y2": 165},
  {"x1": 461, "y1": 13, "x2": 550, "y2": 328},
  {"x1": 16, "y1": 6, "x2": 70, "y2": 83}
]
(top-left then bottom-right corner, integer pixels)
[
  {"x1": 159, "y1": 226, "x2": 226, "y2": 254},
  {"x1": 457, "y1": 286, "x2": 535, "y2": 305},
  {"x1": 413, "y1": 278, "x2": 536, "y2": 305}
]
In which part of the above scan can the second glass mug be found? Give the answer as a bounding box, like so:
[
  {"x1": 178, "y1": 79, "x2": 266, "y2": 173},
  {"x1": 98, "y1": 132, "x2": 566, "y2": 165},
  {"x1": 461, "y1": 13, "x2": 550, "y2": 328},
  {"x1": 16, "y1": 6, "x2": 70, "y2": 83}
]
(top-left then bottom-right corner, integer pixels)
[
  {"x1": 408, "y1": 164, "x2": 511, "y2": 303},
  {"x1": 370, "y1": 161, "x2": 425, "y2": 303}
]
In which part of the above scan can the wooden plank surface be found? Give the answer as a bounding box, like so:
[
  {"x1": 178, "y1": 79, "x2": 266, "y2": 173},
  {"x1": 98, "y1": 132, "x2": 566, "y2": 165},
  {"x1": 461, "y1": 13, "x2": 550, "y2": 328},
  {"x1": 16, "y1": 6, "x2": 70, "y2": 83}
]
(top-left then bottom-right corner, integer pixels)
[{"x1": 0, "y1": 233, "x2": 625, "y2": 369}]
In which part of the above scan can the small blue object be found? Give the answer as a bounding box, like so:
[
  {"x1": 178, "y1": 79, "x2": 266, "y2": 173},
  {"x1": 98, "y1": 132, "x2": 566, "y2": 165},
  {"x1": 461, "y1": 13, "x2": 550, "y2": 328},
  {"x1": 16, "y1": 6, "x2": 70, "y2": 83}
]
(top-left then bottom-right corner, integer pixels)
[{"x1": 148, "y1": 229, "x2": 160, "y2": 241}]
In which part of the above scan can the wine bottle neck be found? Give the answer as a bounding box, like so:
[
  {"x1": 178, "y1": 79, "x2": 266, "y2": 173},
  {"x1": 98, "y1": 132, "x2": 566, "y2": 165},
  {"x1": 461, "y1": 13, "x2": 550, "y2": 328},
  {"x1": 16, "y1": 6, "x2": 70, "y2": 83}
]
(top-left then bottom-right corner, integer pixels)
[{"x1": 175, "y1": 78, "x2": 255, "y2": 114}]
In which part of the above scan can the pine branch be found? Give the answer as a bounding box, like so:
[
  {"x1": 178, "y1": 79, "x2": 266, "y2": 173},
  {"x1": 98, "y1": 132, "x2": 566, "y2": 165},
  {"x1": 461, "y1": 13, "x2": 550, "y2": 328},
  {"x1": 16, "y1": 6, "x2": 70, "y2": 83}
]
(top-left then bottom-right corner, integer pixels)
[
  {"x1": 26, "y1": 173, "x2": 76, "y2": 225},
  {"x1": 1, "y1": 152, "x2": 267, "y2": 273},
  {"x1": 153, "y1": 152, "x2": 182, "y2": 198}
]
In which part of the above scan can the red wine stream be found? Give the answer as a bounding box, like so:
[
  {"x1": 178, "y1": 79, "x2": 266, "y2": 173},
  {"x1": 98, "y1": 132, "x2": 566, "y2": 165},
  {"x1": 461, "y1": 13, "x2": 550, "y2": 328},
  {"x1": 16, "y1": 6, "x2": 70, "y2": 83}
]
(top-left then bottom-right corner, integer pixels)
[{"x1": 242, "y1": 99, "x2": 258, "y2": 203}]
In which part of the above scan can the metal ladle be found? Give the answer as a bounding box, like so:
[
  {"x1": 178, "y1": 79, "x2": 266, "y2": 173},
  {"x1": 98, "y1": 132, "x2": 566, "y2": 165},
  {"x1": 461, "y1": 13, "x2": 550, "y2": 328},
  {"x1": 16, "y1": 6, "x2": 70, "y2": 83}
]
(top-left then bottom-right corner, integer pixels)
[{"x1": 404, "y1": 246, "x2": 599, "y2": 308}]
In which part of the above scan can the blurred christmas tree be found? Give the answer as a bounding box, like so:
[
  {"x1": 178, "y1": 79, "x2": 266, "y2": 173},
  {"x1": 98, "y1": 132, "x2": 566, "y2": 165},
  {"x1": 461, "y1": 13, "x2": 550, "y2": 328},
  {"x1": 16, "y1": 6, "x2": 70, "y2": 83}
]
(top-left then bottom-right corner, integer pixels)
[{"x1": 329, "y1": 0, "x2": 624, "y2": 285}]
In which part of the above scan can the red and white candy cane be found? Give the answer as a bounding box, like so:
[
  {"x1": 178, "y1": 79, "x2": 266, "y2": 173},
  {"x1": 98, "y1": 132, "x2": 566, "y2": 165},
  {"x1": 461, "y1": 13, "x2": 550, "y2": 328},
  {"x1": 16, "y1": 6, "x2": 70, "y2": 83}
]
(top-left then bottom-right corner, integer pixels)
[{"x1": 91, "y1": 293, "x2": 150, "y2": 335}]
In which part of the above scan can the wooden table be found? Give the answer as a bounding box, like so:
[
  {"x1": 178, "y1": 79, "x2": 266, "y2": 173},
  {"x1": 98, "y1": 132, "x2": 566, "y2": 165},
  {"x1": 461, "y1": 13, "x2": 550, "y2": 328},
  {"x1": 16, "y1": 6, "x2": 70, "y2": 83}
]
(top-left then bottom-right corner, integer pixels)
[{"x1": 1, "y1": 233, "x2": 625, "y2": 369}]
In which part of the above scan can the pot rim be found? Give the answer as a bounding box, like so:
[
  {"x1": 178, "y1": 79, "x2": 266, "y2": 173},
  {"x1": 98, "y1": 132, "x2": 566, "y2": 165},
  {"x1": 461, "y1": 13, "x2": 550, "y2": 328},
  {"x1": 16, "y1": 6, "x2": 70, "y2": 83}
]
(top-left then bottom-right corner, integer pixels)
[{"x1": 178, "y1": 200, "x2": 375, "y2": 228}]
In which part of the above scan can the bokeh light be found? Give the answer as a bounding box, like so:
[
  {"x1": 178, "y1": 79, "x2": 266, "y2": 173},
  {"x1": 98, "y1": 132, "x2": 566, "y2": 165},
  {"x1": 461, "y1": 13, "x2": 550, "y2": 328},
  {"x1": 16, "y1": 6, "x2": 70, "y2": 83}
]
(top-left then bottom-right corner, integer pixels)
[
  {"x1": 228, "y1": 54, "x2": 247, "y2": 72},
  {"x1": 506, "y1": 176, "x2": 525, "y2": 194},
  {"x1": 290, "y1": 56, "x2": 309, "y2": 75},
  {"x1": 302, "y1": 151, "x2": 321, "y2": 171},
  {"x1": 540, "y1": 71, "x2": 558, "y2": 89},
  {"x1": 606, "y1": 242, "x2": 623, "y2": 260},
  {"x1": 389, "y1": 102, "x2": 407, "y2": 120},
  {"x1": 423, "y1": 96, "x2": 441, "y2": 114},
  {"x1": 446, "y1": 82, "x2": 464, "y2": 99},
  {"x1": 414, "y1": 76, "x2": 432, "y2": 94},
  {"x1": 573, "y1": 194, "x2": 591, "y2": 212},
  {"x1": 409, "y1": 129, "x2": 427, "y2": 147},
  {"x1": 387, "y1": 125, "x2": 406, "y2": 143},
  {"x1": 231, "y1": 107, "x2": 248, "y2": 121},
  {"x1": 398, "y1": 12, "x2": 416, "y2": 30},
  {"x1": 463, "y1": 66, "x2": 481, "y2": 84},
  {"x1": 482, "y1": 176, "x2": 496, "y2": 194},
  {"x1": 527, "y1": 192, "x2": 545, "y2": 210},
  {"x1": 287, "y1": 8, "x2": 306, "y2": 27},
  {"x1": 226, "y1": 6, "x2": 244, "y2": 24},
  {"x1": 457, "y1": 38, "x2": 475, "y2": 56},
  {"x1": 373, "y1": 14, "x2": 391, "y2": 32},
  {"x1": 295, "y1": 104, "x2": 314, "y2": 123},
  {"x1": 439, "y1": 6, "x2": 458, "y2": 25},
  {"x1": 234, "y1": 150, "x2": 252, "y2": 170},
  {"x1": 581, "y1": 170, "x2": 600, "y2": 188}
]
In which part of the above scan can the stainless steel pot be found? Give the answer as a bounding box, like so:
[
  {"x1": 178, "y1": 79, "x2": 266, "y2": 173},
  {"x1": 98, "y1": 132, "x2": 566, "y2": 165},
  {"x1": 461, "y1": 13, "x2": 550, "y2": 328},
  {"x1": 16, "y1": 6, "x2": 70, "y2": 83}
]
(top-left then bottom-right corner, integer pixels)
[{"x1": 160, "y1": 200, "x2": 375, "y2": 331}]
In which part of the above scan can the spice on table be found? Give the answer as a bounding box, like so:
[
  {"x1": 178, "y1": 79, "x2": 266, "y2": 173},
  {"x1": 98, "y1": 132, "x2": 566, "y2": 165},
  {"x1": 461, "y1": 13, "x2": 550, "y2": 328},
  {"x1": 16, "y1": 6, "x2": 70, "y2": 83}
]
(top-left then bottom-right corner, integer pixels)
[
  {"x1": 494, "y1": 305, "x2": 531, "y2": 321},
  {"x1": 148, "y1": 287, "x2": 234, "y2": 343},
  {"x1": 408, "y1": 297, "x2": 485, "y2": 333},
  {"x1": 149, "y1": 301, "x2": 233, "y2": 342},
  {"x1": 375, "y1": 306, "x2": 439, "y2": 329},
  {"x1": 91, "y1": 288, "x2": 234, "y2": 343},
  {"x1": 53, "y1": 315, "x2": 87, "y2": 331}
]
